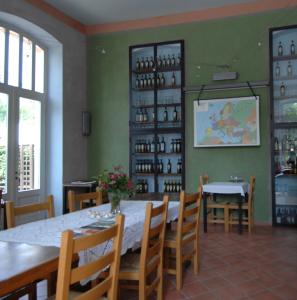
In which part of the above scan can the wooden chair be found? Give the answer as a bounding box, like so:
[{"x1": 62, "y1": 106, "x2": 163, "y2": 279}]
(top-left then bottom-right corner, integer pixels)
[
  {"x1": 118, "y1": 196, "x2": 169, "y2": 300},
  {"x1": 200, "y1": 174, "x2": 229, "y2": 233},
  {"x1": 68, "y1": 190, "x2": 103, "y2": 212},
  {"x1": 228, "y1": 176, "x2": 256, "y2": 233},
  {"x1": 6, "y1": 195, "x2": 54, "y2": 229},
  {"x1": 164, "y1": 191, "x2": 201, "y2": 290},
  {"x1": 55, "y1": 214, "x2": 125, "y2": 300}
]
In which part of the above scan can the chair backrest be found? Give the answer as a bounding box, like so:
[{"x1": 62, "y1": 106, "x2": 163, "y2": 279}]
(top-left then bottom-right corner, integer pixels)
[
  {"x1": 139, "y1": 196, "x2": 169, "y2": 298},
  {"x1": 68, "y1": 190, "x2": 103, "y2": 212},
  {"x1": 199, "y1": 174, "x2": 209, "y2": 191},
  {"x1": 6, "y1": 195, "x2": 54, "y2": 229},
  {"x1": 176, "y1": 191, "x2": 201, "y2": 244},
  {"x1": 56, "y1": 214, "x2": 125, "y2": 300},
  {"x1": 248, "y1": 176, "x2": 256, "y2": 211}
]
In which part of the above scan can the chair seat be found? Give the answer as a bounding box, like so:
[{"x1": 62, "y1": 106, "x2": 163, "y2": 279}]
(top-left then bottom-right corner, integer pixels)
[{"x1": 164, "y1": 229, "x2": 195, "y2": 246}]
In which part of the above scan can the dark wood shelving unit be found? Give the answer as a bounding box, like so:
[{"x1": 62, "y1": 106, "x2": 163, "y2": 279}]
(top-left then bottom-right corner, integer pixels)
[
  {"x1": 129, "y1": 40, "x2": 185, "y2": 196},
  {"x1": 270, "y1": 24, "x2": 297, "y2": 227}
]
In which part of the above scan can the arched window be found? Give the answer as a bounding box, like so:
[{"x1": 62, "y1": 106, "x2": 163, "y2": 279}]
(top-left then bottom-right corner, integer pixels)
[{"x1": 0, "y1": 23, "x2": 46, "y2": 206}]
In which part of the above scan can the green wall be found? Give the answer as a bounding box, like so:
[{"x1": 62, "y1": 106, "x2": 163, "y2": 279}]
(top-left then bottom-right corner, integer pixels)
[{"x1": 87, "y1": 8, "x2": 297, "y2": 222}]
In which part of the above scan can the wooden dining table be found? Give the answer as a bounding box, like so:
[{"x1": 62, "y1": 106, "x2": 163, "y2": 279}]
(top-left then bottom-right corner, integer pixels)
[
  {"x1": 202, "y1": 181, "x2": 249, "y2": 234},
  {"x1": 0, "y1": 241, "x2": 59, "y2": 298},
  {"x1": 0, "y1": 200, "x2": 179, "y2": 297}
]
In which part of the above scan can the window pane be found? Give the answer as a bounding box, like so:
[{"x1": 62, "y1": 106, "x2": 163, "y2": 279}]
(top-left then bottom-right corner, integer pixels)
[
  {"x1": 35, "y1": 45, "x2": 44, "y2": 93},
  {"x1": 0, "y1": 27, "x2": 5, "y2": 83},
  {"x1": 18, "y1": 98, "x2": 41, "y2": 191},
  {"x1": 0, "y1": 93, "x2": 8, "y2": 193},
  {"x1": 22, "y1": 37, "x2": 32, "y2": 90},
  {"x1": 8, "y1": 30, "x2": 19, "y2": 87}
]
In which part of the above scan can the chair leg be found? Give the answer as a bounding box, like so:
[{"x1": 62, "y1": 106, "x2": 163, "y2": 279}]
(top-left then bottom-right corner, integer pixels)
[
  {"x1": 193, "y1": 237, "x2": 199, "y2": 274},
  {"x1": 176, "y1": 247, "x2": 183, "y2": 290},
  {"x1": 248, "y1": 209, "x2": 252, "y2": 233},
  {"x1": 224, "y1": 207, "x2": 229, "y2": 233},
  {"x1": 156, "y1": 259, "x2": 163, "y2": 300}
]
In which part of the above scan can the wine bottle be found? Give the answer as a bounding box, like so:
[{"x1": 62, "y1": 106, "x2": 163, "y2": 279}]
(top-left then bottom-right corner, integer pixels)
[
  {"x1": 166, "y1": 54, "x2": 171, "y2": 67},
  {"x1": 163, "y1": 107, "x2": 168, "y2": 122},
  {"x1": 164, "y1": 180, "x2": 167, "y2": 192},
  {"x1": 287, "y1": 61, "x2": 293, "y2": 77},
  {"x1": 280, "y1": 82, "x2": 285, "y2": 96},
  {"x1": 160, "y1": 136, "x2": 166, "y2": 153},
  {"x1": 162, "y1": 55, "x2": 166, "y2": 68},
  {"x1": 167, "y1": 159, "x2": 172, "y2": 173},
  {"x1": 278, "y1": 42, "x2": 283, "y2": 56},
  {"x1": 177, "y1": 53, "x2": 181, "y2": 66},
  {"x1": 151, "y1": 76, "x2": 155, "y2": 88},
  {"x1": 291, "y1": 40, "x2": 296, "y2": 55},
  {"x1": 144, "y1": 180, "x2": 148, "y2": 193},
  {"x1": 173, "y1": 139, "x2": 177, "y2": 153},
  {"x1": 173, "y1": 106, "x2": 177, "y2": 121},
  {"x1": 143, "y1": 75, "x2": 147, "y2": 88},
  {"x1": 157, "y1": 56, "x2": 162, "y2": 68},
  {"x1": 140, "y1": 76, "x2": 144, "y2": 89},
  {"x1": 147, "y1": 75, "x2": 152, "y2": 87},
  {"x1": 151, "y1": 137, "x2": 155, "y2": 153},
  {"x1": 171, "y1": 72, "x2": 176, "y2": 86},
  {"x1": 139, "y1": 108, "x2": 143, "y2": 122},
  {"x1": 145, "y1": 57, "x2": 149, "y2": 70},
  {"x1": 156, "y1": 74, "x2": 160, "y2": 87},
  {"x1": 152, "y1": 110, "x2": 155, "y2": 122},
  {"x1": 140, "y1": 57, "x2": 145, "y2": 70},
  {"x1": 147, "y1": 139, "x2": 151, "y2": 152},
  {"x1": 177, "y1": 159, "x2": 182, "y2": 174},
  {"x1": 136, "y1": 57, "x2": 140, "y2": 70},
  {"x1": 156, "y1": 136, "x2": 160, "y2": 153},
  {"x1": 143, "y1": 108, "x2": 148, "y2": 122},
  {"x1": 176, "y1": 139, "x2": 181, "y2": 153},
  {"x1": 160, "y1": 73, "x2": 165, "y2": 86},
  {"x1": 170, "y1": 139, "x2": 174, "y2": 153},
  {"x1": 274, "y1": 137, "x2": 279, "y2": 151},
  {"x1": 149, "y1": 56, "x2": 154, "y2": 69},
  {"x1": 160, "y1": 159, "x2": 163, "y2": 173},
  {"x1": 275, "y1": 62, "x2": 280, "y2": 78},
  {"x1": 135, "y1": 75, "x2": 140, "y2": 88},
  {"x1": 171, "y1": 54, "x2": 176, "y2": 67}
]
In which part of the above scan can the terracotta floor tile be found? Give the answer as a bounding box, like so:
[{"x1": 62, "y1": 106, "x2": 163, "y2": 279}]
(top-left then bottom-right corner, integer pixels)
[
  {"x1": 182, "y1": 281, "x2": 209, "y2": 298},
  {"x1": 203, "y1": 276, "x2": 232, "y2": 291},
  {"x1": 248, "y1": 290, "x2": 283, "y2": 300},
  {"x1": 188, "y1": 291, "x2": 217, "y2": 300},
  {"x1": 164, "y1": 289, "x2": 187, "y2": 300},
  {"x1": 270, "y1": 284, "x2": 297, "y2": 300},
  {"x1": 237, "y1": 279, "x2": 266, "y2": 297}
]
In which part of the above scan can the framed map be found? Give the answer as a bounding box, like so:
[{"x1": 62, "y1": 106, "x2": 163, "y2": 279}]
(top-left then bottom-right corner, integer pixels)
[{"x1": 194, "y1": 96, "x2": 260, "y2": 147}]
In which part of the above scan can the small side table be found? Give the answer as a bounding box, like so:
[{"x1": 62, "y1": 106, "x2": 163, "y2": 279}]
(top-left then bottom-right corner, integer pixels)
[{"x1": 63, "y1": 182, "x2": 98, "y2": 214}]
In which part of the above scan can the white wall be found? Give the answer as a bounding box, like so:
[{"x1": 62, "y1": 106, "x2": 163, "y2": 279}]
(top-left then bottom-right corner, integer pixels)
[{"x1": 0, "y1": 0, "x2": 87, "y2": 215}]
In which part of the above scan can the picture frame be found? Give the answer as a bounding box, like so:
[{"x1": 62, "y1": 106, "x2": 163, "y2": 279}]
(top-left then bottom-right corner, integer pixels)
[{"x1": 193, "y1": 96, "x2": 260, "y2": 147}]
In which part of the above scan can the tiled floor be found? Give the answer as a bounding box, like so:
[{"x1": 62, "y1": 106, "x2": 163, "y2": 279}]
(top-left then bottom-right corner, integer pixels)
[
  {"x1": 32, "y1": 224, "x2": 297, "y2": 299},
  {"x1": 161, "y1": 225, "x2": 297, "y2": 300}
]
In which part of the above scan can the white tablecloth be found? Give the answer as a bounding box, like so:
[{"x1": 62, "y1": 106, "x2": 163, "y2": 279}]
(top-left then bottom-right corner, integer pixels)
[
  {"x1": 203, "y1": 182, "x2": 249, "y2": 196},
  {"x1": 0, "y1": 200, "x2": 179, "y2": 267}
]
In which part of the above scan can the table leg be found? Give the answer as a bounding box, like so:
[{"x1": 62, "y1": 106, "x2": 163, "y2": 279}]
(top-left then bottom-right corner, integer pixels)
[
  {"x1": 203, "y1": 192, "x2": 207, "y2": 233},
  {"x1": 238, "y1": 195, "x2": 243, "y2": 234}
]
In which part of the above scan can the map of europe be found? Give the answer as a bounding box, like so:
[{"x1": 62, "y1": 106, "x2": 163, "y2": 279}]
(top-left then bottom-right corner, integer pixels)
[{"x1": 194, "y1": 97, "x2": 259, "y2": 147}]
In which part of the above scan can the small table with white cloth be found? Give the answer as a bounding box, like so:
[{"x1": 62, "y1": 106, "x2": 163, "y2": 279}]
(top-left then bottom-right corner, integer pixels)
[
  {"x1": 202, "y1": 182, "x2": 249, "y2": 234},
  {"x1": 0, "y1": 200, "x2": 179, "y2": 295}
]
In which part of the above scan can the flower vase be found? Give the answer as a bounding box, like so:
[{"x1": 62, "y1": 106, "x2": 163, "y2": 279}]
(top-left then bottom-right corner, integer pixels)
[{"x1": 108, "y1": 192, "x2": 121, "y2": 215}]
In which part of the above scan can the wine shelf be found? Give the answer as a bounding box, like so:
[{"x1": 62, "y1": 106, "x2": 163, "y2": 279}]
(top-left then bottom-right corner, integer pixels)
[
  {"x1": 129, "y1": 40, "x2": 185, "y2": 195},
  {"x1": 274, "y1": 75, "x2": 297, "y2": 81},
  {"x1": 273, "y1": 54, "x2": 297, "y2": 61},
  {"x1": 132, "y1": 66, "x2": 181, "y2": 74},
  {"x1": 133, "y1": 85, "x2": 181, "y2": 91},
  {"x1": 274, "y1": 94, "x2": 297, "y2": 101}
]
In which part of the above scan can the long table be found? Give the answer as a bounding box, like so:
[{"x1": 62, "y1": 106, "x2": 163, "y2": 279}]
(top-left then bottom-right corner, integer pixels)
[
  {"x1": 0, "y1": 241, "x2": 59, "y2": 297},
  {"x1": 0, "y1": 200, "x2": 179, "y2": 297},
  {"x1": 202, "y1": 182, "x2": 249, "y2": 234}
]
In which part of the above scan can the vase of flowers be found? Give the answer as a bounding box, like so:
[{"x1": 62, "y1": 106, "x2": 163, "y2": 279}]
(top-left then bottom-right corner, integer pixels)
[{"x1": 97, "y1": 166, "x2": 134, "y2": 215}]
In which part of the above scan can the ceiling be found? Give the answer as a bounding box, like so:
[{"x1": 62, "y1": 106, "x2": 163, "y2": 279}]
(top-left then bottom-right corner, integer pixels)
[{"x1": 44, "y1": 0, "x2": 254, "y2": 25}]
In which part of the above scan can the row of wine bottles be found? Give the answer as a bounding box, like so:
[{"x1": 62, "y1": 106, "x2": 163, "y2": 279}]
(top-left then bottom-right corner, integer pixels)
[
  {"x1": 274, "y1": 135, "x2": 297, "y2": 151},
  {"x1": 135, "y1": 54, "x2": 181, "y2": 71},
  {"x1": 164, "y1": 180, "x2": 182, "y2": 193},
  {"x1": 135, "y1": 106, "x2": 180, "y2": 123},
  {"x1": 276, "y1": 207, "x2": 297, "y2": 224},
  {"x1": 136, "y1": 179, "x2": 149, "y2": 193},
  {"x1": 277, "y1": 40, "x2": 295, "y2": 56},
  {"x1": 134, "y1": 137, "x2": 182, "y2": 153},
  {"x1": 135, "y1": 159, "x2": 182, "y2": 174},
  {"x1": 135, "y1": 73, "x2": 177, "y2": 89},
  {"x1": 275, "y1": 61, "x2": 294, "y2": 78}
]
